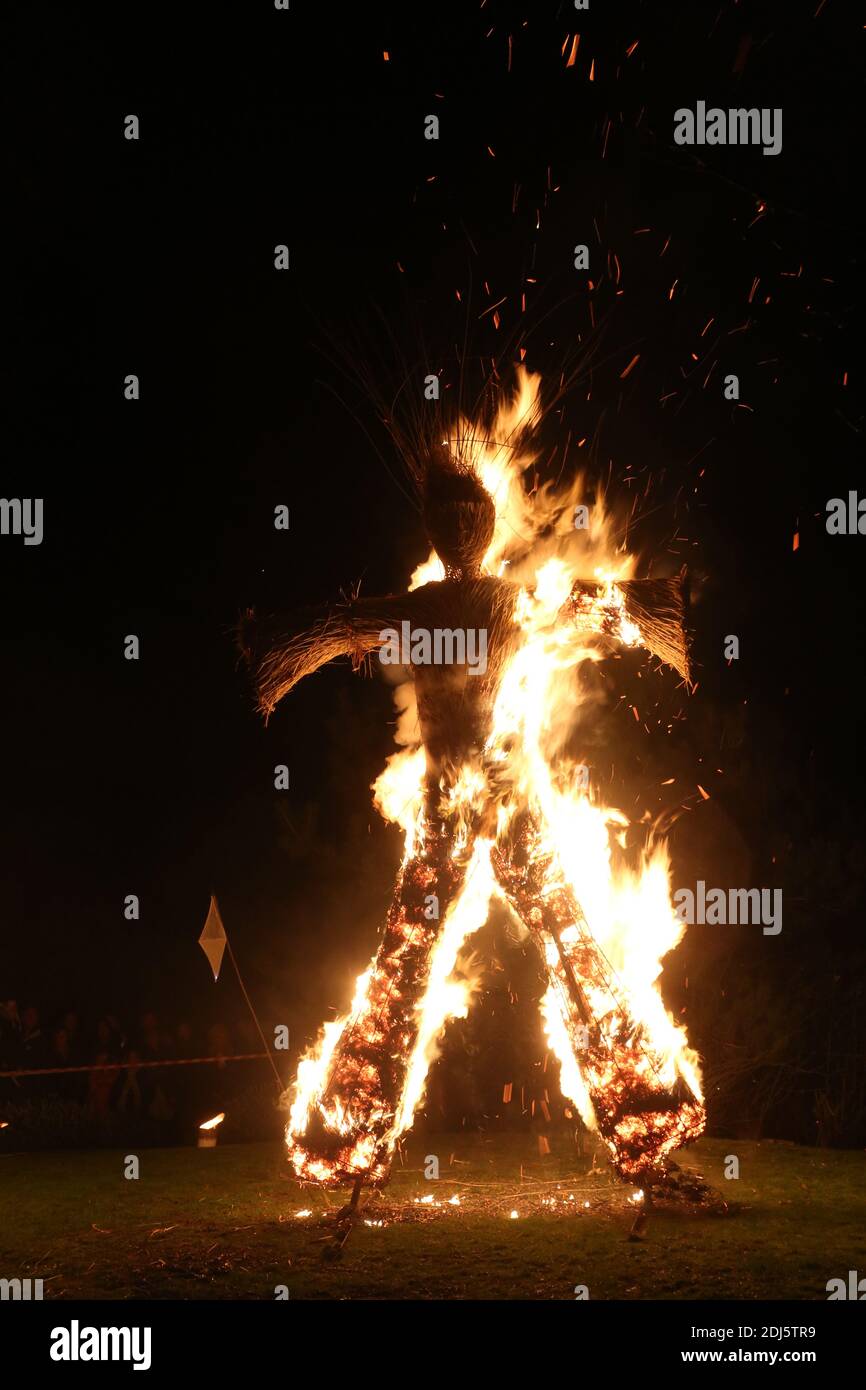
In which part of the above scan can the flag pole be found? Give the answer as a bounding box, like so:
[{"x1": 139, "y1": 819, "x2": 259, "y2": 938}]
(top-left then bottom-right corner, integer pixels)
[
  {"x1": 223, "y1": 933, "x2": 285, "y2": 1095},
  {"x1": 200, "y1": 894, "x2": 285, "y2": 1095}
]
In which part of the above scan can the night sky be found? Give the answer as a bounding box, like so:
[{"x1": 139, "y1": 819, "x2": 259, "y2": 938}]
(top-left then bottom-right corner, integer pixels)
[{"x1": 4, "y1": 2, "x2": 863, "y2": 1105}]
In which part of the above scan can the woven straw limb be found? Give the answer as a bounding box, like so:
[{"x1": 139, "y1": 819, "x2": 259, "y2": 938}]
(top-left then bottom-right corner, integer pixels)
[
  {"x1": 618, "y1": 574, "x2": 691, "y2": 681},
  {"x1": 566, "y1": 572, "x2": 691, "y2": 681},
  {"x1": 240, "y1": 594, "x2": 415, "y2": 717},
  {"x1": 240, "y1": 577, "x2": 521, "y2": 719},
  {"x1": 240, "y1": 569, "x2": 689, "y2": 721}
]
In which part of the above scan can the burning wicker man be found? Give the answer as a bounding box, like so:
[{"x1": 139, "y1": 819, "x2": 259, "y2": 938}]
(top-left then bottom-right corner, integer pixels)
[{"x1": 241, "y1": 368, "x2": 705, "y2": 1203}]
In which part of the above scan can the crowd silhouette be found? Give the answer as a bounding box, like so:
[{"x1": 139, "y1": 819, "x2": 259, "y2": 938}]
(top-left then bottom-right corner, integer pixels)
[{"x1": 0, "y1": 999, "x2": 270, "y2": 1144}]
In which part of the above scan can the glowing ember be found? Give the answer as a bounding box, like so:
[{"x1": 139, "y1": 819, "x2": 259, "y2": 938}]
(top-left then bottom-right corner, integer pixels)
[{"x1": 264, "y1": 367, "x2": 705, "y2": 1191}]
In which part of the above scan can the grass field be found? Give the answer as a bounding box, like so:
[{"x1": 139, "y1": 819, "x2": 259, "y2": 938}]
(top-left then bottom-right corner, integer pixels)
[{"x1": 1, "y1": 1132, "x2": 863, "y2": 1300}]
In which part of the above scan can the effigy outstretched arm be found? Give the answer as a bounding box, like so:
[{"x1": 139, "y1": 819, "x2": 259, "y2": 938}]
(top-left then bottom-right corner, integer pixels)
[
  {"x1": 239, "y1": 589, "x2": 428, "y2": 717},
  {"x1": 562, "y1": 572, "x2": 690, "y2": 680}
]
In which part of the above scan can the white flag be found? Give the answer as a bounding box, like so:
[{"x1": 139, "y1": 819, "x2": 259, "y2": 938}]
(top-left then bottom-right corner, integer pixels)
[{"x1": 199, "y1": 895, "x2": 227, "y2": 981}]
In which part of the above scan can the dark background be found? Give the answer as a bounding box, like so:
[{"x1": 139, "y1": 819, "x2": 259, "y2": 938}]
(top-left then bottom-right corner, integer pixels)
[{"x1": 3, "y1": 1, "x2": 864, "y2": 1143}]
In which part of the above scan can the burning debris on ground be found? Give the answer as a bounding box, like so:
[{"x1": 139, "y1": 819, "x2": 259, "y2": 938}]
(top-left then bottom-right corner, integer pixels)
[{"x1": 286, "y1": 1152, "x2": 730, "y2": 1238}]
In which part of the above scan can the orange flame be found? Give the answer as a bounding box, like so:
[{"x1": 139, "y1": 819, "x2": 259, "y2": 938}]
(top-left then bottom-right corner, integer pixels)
[{"x1": 285, "y1": 368, "x2": 704, "y2": 1184}]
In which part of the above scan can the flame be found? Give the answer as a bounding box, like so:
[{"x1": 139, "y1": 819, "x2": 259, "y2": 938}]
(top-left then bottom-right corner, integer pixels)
[
  {"x1": 285, "y1": 367, "x2": 704, "y2": 1186},
  {"x1": 372, "y1": 748, "x2": 426, "y2": 850},
  {"x1": 393, "y1": 840, "x2": 494, "y2": 1135},
  {"x1": 199, "y1": 1112, "x2": 225, "y2": 1130}
]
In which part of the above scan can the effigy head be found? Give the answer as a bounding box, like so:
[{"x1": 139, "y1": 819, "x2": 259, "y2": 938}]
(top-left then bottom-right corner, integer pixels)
[{"x1": 422, "y1": 446, "x2": 496, "y2": 574}]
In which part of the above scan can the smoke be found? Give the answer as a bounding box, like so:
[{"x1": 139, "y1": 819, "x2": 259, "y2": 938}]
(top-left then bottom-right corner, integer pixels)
[{"x1": 379, "y1": 666, "x2": 421, "y2": 748}]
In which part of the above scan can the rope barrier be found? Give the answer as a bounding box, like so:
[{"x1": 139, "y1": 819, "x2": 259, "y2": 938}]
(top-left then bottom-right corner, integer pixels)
[{"x1": 0, "y1": 1051, "x2": 280, "y2": 1080}]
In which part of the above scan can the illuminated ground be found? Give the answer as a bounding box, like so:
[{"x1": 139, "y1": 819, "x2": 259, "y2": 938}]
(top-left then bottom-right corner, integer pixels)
[{"x1": 1, "y1": 1133, "x2": 863, "y2": 1300}]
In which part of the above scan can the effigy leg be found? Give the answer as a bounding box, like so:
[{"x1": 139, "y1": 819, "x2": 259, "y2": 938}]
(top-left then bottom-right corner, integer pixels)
[
  {"x1": 491, "y1": 809, "x2": 705, "y2": 1183},
  {"x1": 286, "y1": 816, "x2": 475, "y2": 1191}
]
